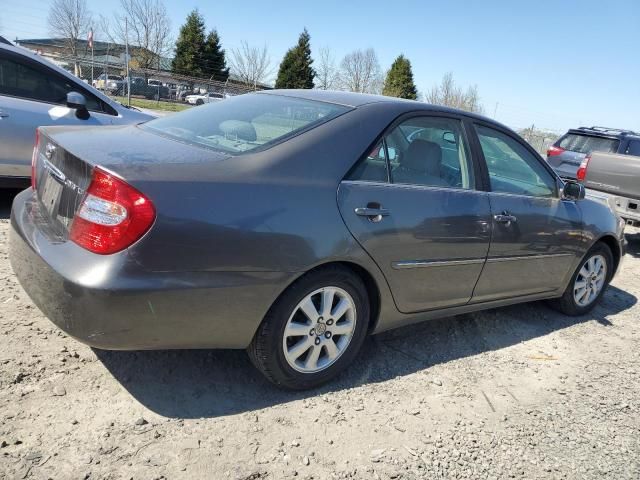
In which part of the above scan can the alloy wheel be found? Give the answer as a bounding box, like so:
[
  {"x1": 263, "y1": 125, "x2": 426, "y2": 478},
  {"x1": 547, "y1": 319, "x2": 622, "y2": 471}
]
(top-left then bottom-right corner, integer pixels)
[
  {"x1": 282, "y1": 287, "x2": 357, "y2": 373},
  {"x1": 573, "y1": 254, "x2": 607, "y2": 307}
]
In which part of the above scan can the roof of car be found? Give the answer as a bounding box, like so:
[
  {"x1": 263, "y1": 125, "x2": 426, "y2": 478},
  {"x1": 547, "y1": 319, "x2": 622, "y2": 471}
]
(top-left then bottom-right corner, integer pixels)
[
  {"x1": 568, "y1": 126, "x2": 640, "y2": 139},
  {"x1": 260, "y1": 89, "x2": 495, "y2": 123}
]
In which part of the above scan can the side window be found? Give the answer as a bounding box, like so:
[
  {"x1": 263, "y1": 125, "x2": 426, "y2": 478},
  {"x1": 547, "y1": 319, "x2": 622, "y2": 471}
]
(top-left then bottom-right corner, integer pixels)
[
  {"x1": 386, "y1": 116, "x2": 475, "y2": 189},
  {"x1": 347, "y1": 141, "x2": 389, "y2": 183},
  {"x1": 0, "y1": 54, "x2": 107, "y2": 114},
  {"x1": 476, "y1": 125, "x2": 556, "y2": 198},
  {"x1": 626, "y1": 140, "x2": 640, "y2": 156}
]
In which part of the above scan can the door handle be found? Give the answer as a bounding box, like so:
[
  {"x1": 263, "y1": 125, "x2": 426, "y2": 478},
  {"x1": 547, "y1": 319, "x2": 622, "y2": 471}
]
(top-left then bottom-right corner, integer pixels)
[
  {"x1": 0, "y1": 110, "x2": 9, "y2": 118},
  {"x1": 494, "y1": 212, "x2": 517, "y2": 224},
  {"x1": 355, "y1": 206, "x2": 390, "y2": 223}
]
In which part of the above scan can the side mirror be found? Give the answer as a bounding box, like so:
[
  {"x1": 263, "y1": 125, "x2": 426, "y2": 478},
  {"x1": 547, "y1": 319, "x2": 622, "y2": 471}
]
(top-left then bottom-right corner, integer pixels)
[
  {"x1": 562, "y1": 180, "x2": 585, "y2": 201},
  {"x1": 66, "y1": 91, "x2": 89, "y2": 120}
]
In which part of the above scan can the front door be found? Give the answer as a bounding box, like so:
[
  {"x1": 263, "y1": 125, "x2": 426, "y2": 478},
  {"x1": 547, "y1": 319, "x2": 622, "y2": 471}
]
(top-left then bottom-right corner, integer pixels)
[
  {"x1": 338, "y1": 114, "x2": 492, "y2": 313},
  {"x1": 470, "y1": 123, "x2": 583, "y2": 302}
]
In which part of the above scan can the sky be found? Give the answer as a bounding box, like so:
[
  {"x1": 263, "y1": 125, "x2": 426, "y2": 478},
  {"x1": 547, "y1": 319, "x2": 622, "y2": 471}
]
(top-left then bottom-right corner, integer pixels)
[{"x1": 1, "y1": 0, "x2": 639, "y2": 133}]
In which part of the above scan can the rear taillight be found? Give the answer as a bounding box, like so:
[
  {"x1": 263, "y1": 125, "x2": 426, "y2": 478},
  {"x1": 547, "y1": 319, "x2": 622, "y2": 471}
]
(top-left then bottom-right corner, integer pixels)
[
  {"x1": 546, "y1": 145, "x2": 565, "y2": 157},
  {"x1": 31, "y1": 129, "x2": 40, "y2": 190},
  {"x1": 576, "y1": 154, "x2": 591, "y2": 182},
  {"x1": 69, "y1": 167, "x2": 155, "y2": 254}
]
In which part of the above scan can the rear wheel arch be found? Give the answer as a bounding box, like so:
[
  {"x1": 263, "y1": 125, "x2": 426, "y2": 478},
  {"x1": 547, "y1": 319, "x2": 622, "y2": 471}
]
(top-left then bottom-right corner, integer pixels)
[
  {"x1": 248, "y1": 261, "x2": 376, "y2": 388},
  {"x1": 260, "y1": 261, "x2": 382, "y2": 337}
]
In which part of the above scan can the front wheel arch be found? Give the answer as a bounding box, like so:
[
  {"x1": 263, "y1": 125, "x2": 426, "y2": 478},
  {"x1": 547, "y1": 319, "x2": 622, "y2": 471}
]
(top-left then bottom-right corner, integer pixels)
[{"x1": 596, "y1": 234, "x2": 621, "y2": 275}]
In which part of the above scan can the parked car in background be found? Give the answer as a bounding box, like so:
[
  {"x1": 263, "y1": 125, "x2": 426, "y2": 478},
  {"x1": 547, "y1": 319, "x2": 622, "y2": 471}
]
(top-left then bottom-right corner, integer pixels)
[
  {"x1": 10, "y1": 90, "x2": 625, "y2": 389},
  {"x1": 93, "y1": 74, "x2": 124, "y2": 94},
  {"x1": 123, "y1": 77, "x2": 170, "y2": 100},
  {"x1": 578, "y1": 149, "x2": 640, "y2": 227},
  {"x1": 546, "y1": 126, "x2": 640, "y2": 179},
  {"x1": 0, "y1": 42, "x2": 153, "y2": 188},
  {"x1": 185, "y1": 91, "x2": 225, "y2": 105}
]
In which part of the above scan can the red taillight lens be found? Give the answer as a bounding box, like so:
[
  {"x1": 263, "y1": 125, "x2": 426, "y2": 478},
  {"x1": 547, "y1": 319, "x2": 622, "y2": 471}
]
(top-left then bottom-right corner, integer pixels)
[
  {"x1": 69, "y1": 167, "x2": 155, "y2": 254},
  {"x1": 576, "y1": 154, "x2": 591, "y2": 182},
  {"x1": 31, "y1": 129, "x2": 40, "y2": 190},
  {"x1": 546, "y1": 145, "x2": 565, "y2": 157}
]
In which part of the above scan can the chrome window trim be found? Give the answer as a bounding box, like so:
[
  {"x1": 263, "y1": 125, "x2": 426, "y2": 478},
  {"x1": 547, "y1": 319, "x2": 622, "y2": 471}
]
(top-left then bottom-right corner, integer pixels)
[
  {"x1": 486, "y1": 187, "x2": 559, "y2": 202},
  {"x1": 340, "y1": 179, "x2": 485, "y2": 195}
]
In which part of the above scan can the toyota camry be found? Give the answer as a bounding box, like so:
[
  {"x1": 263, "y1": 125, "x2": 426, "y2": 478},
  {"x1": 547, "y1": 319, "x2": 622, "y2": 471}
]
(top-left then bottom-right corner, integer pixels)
[{"x1": 10, "y1": 90, "x2": 626, "y2": 389}]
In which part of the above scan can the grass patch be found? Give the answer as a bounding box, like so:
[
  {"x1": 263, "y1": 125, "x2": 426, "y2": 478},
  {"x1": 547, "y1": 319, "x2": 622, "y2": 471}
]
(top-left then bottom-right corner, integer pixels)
[{"x1": 112, "y1": 96, "x2": 191, "y2": 113}]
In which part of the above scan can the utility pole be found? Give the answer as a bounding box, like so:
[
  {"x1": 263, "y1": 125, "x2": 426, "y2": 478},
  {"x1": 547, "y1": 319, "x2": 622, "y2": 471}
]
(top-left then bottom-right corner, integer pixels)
[
  {"x1": 125, "y1": 17, "x2": 131, "y2": 107},
  {"x1": 493, "y1": 102, "x2": 499, "y2": 119}
]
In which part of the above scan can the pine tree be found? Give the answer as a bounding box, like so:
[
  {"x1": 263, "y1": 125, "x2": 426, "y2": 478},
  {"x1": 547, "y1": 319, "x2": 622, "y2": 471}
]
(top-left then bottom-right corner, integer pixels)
[
  {"x1": 275, "y1": 28, "x2": 315, "y2": 89},
  {"x1": 202, "y1": 30, "x2": 229, "y2": 81},
  {"x1": 172, "y1": 10, "x2": 207, "y2": 77},
  {"x1": 382, "y1": 55, "x2": 418, "y2": 100}
]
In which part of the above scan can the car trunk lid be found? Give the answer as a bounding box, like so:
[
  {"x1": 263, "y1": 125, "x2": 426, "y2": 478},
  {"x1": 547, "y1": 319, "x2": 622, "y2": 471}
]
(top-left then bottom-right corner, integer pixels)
[{"x1": 33, "y1": 124, "x2": 231, "y2": 238}]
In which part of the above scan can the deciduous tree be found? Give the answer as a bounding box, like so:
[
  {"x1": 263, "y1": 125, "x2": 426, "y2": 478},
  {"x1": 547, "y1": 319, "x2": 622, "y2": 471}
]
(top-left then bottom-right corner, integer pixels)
[
  {"x1": 229, "y1": 41, "x2": 272, "y2": 89},
  {"x1": 48, "y1": 0, "x2": 93, "y2": 76},
  {"x1": 339, "y1": 48, "x2": 382, "y2": 94}
]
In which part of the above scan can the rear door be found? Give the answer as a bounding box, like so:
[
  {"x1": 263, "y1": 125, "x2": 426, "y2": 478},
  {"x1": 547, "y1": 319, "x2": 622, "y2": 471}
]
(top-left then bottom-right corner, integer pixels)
[
  {"x1": 338, "y1": 114, "x2": 492, "y2": 313},
  {"x1": 471, "y1": 123, "x2": 583, "y2": 302},
  {"x1": 0, "y1": 49, "x2": 118, "y2": 178}
]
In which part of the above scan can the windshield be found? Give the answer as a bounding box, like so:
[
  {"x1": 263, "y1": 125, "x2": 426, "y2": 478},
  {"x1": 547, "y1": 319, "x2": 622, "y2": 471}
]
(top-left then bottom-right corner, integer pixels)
[
  {"x1": 557, "y1": 133, "x2": 619, "y2": 154},
  {"x1": 143, "y1": 93, "x2": 350, "y2": 154}
]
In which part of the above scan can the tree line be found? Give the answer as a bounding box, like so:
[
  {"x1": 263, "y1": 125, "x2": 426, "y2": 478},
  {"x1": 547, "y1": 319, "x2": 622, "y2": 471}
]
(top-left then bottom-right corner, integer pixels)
[{"x1": 47, "y1": 0, "x2": 483, "y2": 112}]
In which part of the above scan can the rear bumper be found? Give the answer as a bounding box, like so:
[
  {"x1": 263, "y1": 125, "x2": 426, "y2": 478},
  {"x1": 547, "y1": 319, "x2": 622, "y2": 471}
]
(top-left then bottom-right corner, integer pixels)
[{"x1": 9, "y1": 189, "x2": 295, "y2": 350}]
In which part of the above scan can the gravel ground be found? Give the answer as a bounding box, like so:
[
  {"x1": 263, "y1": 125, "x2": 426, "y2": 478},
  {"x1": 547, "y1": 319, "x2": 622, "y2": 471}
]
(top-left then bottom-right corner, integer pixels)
[{"x1": 1, "y1": 189, "x2": 639, "y2": 480}]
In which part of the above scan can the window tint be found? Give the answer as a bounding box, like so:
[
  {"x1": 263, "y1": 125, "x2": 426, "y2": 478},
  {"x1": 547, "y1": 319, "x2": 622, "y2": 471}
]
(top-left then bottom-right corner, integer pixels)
[
  {"x1": 347, "y1": 141, "x2": 389, "y2": 182},
  {"x1": 557, "y1": 133, "x2": 619, "y2": 154},
  {"x1": 0, "y1": 55, "x2": 105, "y2": 113},
  {"x1": 385, "y1": 117, "x2": 474, "y2": 189},
  {"x1": 626, "y1": 140, "x2": 640, "y2": 156},
  {"x1": 477, "y1": 125, "x2": 556, "y2": 198},
  {"x1": 144, "y1": 94, "x2": 349, "y2": 154}
]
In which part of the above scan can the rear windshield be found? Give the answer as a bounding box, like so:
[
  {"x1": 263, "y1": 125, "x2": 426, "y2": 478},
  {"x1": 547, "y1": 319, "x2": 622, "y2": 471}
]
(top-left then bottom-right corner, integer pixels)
[
  {"x1": 143, "y1": 93, "x2": 349, "y2": 154},
  {"x1": 557, "y1": 133, "x2": 619, "y2": 154}
]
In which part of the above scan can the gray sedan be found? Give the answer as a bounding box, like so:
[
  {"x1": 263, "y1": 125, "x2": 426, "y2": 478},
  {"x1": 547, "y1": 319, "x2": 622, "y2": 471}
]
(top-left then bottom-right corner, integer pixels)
[{"x1": 10, "y1": 90, "x2": 626, "y2": 389}]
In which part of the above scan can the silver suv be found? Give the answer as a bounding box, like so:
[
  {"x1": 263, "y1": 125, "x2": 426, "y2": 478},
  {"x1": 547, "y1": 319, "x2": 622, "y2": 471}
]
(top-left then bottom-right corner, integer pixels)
[{"x1": 0, "y1": 41, "x2": 153, "y2": 188}]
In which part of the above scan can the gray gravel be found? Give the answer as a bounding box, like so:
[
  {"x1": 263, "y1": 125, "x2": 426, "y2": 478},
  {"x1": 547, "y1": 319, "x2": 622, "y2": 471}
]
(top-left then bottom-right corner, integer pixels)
[{"x1": 0, "y1": 190, "x2": 639, "y2": 479}]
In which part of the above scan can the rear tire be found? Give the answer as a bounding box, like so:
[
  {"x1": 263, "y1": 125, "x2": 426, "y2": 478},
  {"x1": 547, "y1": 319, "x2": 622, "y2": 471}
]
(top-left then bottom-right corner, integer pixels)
[
  {"x1": 549, "y1": 242, "x2": 613, "y2": 316},
  {"x1": 196, "y1": 99, "x2": 204, "y2": 106},
  {"x1": 248, "y1": 266, "x2": 370, "y2": 390}
]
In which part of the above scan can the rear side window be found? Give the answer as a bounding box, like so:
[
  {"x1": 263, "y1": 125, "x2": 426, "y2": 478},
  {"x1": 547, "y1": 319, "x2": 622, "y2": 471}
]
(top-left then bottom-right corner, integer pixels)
[
  {"x1": 557, "y1": 133, "x2": 619, "y2": 154},
  {"x1": 144, "y1": 94, "x2": 349, "y2": 154},
  {"x1": 625, "y1": 140, "x2": 640, "y2": 156},
  {"x1": 347, "y1": 141, "x2": 389, "y2": 182}
]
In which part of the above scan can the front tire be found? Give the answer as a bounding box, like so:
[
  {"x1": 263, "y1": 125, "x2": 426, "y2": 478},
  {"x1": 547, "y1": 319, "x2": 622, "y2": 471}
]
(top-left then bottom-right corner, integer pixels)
[
  {"x1": 248, "y1": 266, "x2": 370, "y2": 390},
  {"x1": 550, "y1": 242, "x2": 613, "y2": 316}
]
